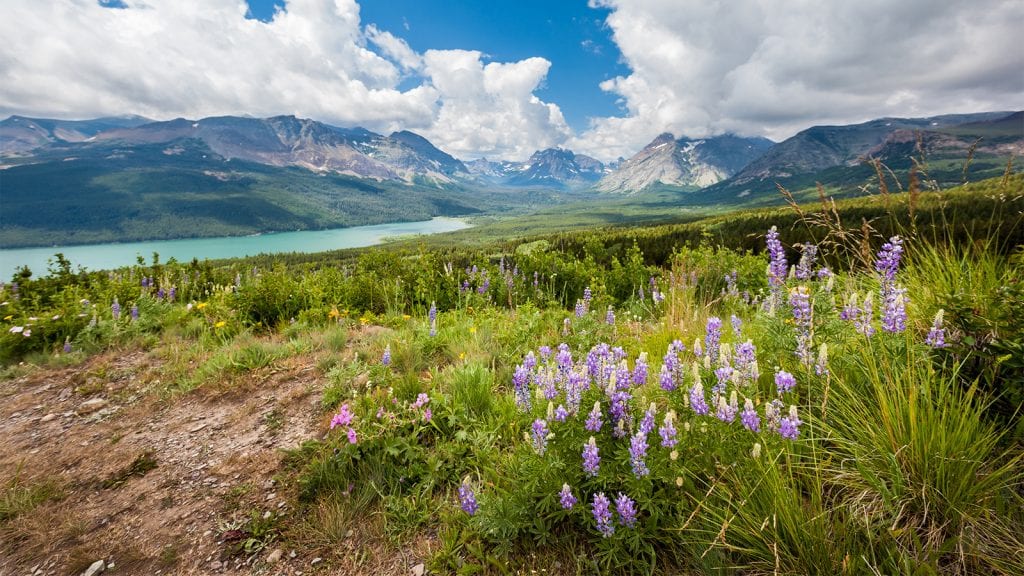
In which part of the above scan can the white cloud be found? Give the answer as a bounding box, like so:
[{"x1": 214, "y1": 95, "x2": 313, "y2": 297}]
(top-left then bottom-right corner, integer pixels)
[
  {"x1": 575, "y1": 0, "x2": 1024, "y2": 161},
  {"x1": 418, "y1": 50, "x2": 572, "y2": 159},
  {"x1": 0, "y1": 0, "x2": 570, "y2": 160}
]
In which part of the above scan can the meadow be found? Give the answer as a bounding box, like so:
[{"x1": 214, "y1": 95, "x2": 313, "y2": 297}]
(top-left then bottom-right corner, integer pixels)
[{"x1": 1, "y1": 173, "x2": 1022, "y2": 574}]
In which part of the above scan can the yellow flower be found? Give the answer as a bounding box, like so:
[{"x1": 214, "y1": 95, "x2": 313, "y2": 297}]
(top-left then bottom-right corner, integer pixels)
[
  {"x1": 402, "y1": 314, "x2": 411, "y2": 320},
  {"x1": 329, "y1": 307, "x2": 340, "y2": 319},
  {"x1": 196, "y1": 302, "x2": 208, "y2": 310},
  {"x1": 359, "y1": 317, "x2": 369, "y2": 325},
  {"x1": 2, "y1": 315, "x2": 12, "y2": 321},
  {"x1": 469, "y1": 326, "x2": 477, "y2": 334},
  {"x1": 458, "y1": 352, "x2": 466, "y2": 360},
  {"x1": 214, "y1": 321, "x2": 226, "y2": 328}
]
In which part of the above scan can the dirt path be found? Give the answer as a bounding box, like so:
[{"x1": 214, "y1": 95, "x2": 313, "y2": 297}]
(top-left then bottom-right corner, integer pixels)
[{"x1": 0, "y1": 348, "x2": 326, "y2": 576}]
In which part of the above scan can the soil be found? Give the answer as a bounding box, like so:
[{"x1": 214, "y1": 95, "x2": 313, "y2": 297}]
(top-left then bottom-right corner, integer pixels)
[{"x1": 0, "y1": 337, "x2": 432, "y2": 576}]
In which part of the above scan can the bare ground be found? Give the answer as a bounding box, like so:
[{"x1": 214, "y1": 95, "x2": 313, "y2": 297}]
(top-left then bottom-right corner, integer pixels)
[{"x1": 0, "y1": 334, "x2": 435, "y2": 576}]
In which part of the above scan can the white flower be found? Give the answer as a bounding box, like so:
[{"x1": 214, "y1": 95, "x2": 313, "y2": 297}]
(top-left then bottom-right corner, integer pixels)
[
  {"x1": 9, "y1": 326, "x2": 23, "y2": 333},
  {"x1": 52, "y1": 315, "x2": 61, "y2": 320},
  {"x1": 23, "y1": 329, "x2": 31, "y2": 337}
]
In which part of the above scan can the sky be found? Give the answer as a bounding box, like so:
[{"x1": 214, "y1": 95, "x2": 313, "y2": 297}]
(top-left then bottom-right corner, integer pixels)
[{"x1": 1, "y1": 0, "x2": 1021, "y2": 162}]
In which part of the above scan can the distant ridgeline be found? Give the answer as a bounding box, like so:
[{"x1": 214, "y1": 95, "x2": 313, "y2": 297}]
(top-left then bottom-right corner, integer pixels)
[{"x1": 0, "y1": 111, "x2": 1019, "y2": 248}]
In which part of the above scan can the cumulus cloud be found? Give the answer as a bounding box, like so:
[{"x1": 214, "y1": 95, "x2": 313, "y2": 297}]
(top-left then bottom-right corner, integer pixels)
[
  {"x1": 574, "y1": 0, "x2": 1024, "y2": 161},
  {"x1": 0, "y1": 0, "x2": 569, "y2": 160}
]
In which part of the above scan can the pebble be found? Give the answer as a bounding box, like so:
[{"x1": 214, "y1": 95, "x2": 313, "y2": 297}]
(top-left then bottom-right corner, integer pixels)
[
  {"x1": 412, "y1": 563, "x2": 425, "y2": 576},
  {"x1": 81, "y1": 559, "x2": 105, "y2": 576},
  {"x1": 77, "y1": 398, "x2": 107, "y2": 415},
  {"x1": 40, "y1": 413, "x2": 58, "y2": 423},
  {"x1": 311, "y1": 557, "x2": 322, "y2": 566},
  {"x1": 266, "y1": 549, "x2": 283, "y2": 564},
  {"x1": 210, "y1": 561, "x2": 222, "y2": 570}
]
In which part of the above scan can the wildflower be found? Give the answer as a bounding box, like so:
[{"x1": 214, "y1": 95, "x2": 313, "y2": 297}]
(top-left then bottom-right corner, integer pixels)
[
  {"x1": 214, "y1": 321, "x2": 226, "y2": 328},
  {"x1": 608, "y1": 390, "x2": 632, "y2": 435},
  {"x1": 532, "y1": 419, "x2": 550, "y2": 455},
  {"x1": 615, "y1": 492, "x2": 638, "y2": 527},
  {"x1": 459, "y1": 480, "x2": 478, "y2": 515},
  {"x1": 881, "y1": 286, "x2": 907, "y2": 333},
  {"x1": 585, "y1": 402, "x2": 603, "y2": 432},
  {"x1": 716, "y1": 392, "x2": 738, "y2": 423},
  {"x1": 422, "y1": 408, "x2": 432, "y2": 422},
  {"x1": 428, "y1": 301, "x2": 437, "y2": 337},
  {"x1": 330, "y1": 403, "x2": 354, "y2": 429},
  {"x1": 23, "y1": 329, "x2": 31, "y2": 337},
  {"x1": 751, "y1": 442, "x2": 762, "y2": 458},
  {"x1": 766, "y1": 226, "x2": 788, "y2": 305},
  {"x1": 606, "y1": 306, "x2": 615, "y2": 325},
  {"x1": 856, "y1": 293, "x2": 876, "y2": 336},
  {"x1": 195, "y1": 302, "x2": 208, "y2": 310},
  {"x1": 633, "y1": 352, "x2": 648, "y2": 385},
  {"x1": 795, "y1": 244, "x2": 818, "y2": 280},
  {"x1": 689, "y1": 382, "x2": 709, "y2": 416},
  {"x1": 382, "y1": 345, "x2": 391, "y2": 366},
  {"x1": 582, "y1": 437, "x2": 600, "y2": 477},
  {"x1": 731, "y1": 314, "x2": 742, "y2": 336},
  {"x1": 733, "y1": 340, "x2": 759, "y2": 386},
  {"x1": 638, "y1": 403, "x2": 656, "y2": 435},
  {"x1": 592, "y1": 492, "x2": 614, "y2": 537},
  {"x1": 9, "y1": 326, "x2": 23, "y2": 334},
  {"x1": 713, "y1": 366, "x2": 732, "y2": 398},
  {"x1": 740, "y1": 398, "x2": 760, "y2": 432},
  {"x1": 562, "y1": 317, "x2": 570, "y2": 335},
  {"x1": 63, "y1": 337, "x2": 72, "y2": 354},
  {"x1": 704, "y1": 316, "x2": 722, "y2": 364},
  {"x1": 559, "y1": 484, "x2": 577, "y2": 510},
  {"x1": 346, "y1": 428, "x2": 358, "y2": 444},
  {"x1": 111, "y1": 297, "x2": 121, "y2": 321},
  {"x1": 724, "y1": 270, "x2": 739, "y2": 296},
  {"x1": 875, "y1": 236, "x2": 904, "y2": 282},
  {"x1": 775, "y1": 370, "x2": 796, "y2": 395},
  {"x1": 659, "y1": 410, "x2": 678, "y2": 448},
  {"x1": 168, "y1": 287, "x2": 176, "y2": 302},
  {"x1": 512, "y1": 365, "x2": 531, "y2": 411},
  {"x1": 926, "y1": 310, "x2": 946, "y2": 348},
  {"x1": 583, "y1": 286, "x2": 592, "y2": 308},
  {"x1": 554, "y1": 404, "x2": 569, "y2": 422},
  {"x1": 693, "y1": 337, "x2": 703, "y2": 359},
  {"x1": 779, "y1": 405, "x2": 802, "y2": 440},
  {"x1": 629, "y1": 432, "x2": 649, "y2": 477}
]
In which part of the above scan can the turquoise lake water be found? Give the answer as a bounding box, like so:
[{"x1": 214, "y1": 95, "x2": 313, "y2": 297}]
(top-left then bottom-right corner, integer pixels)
[{"x1": 0, "y1": 217, "x2": 471, "y2": 279}]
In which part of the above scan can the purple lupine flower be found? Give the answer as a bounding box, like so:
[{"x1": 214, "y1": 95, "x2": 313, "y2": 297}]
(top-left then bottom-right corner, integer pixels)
[
  {"x1": 765, "y1": 399, "x2": 784, "y2": 430},
  {"x1": 592, "y1": 492, "x2": 614, "y2": 537},
  {"x1": 926, "y1": 310, "x2": 946, "y2": 348},
  {"x1": 562, "y1": 317, "x2": 571, "y2": 335},
  {"x1": 513, "y1": 365, "x2": 531, "y2": 411},
  {"x1": 693, "y1": 338, "x2": 703, "y2": 359},
  {"x1": 538, "y1": 370, "x2": 558, "y2": 400},
  {"x1": 330, "y1": 403, "x2": 354, "y2": 429},
  {"x1": 713, "y1": 366, "x2": 732, "y2": 398},
  {"x1": 382, "y1": 345, "x2": 391, "y2": 367},
  {"x1": 538, "y1": 345, "x2": 552, "y2": 360},
  {"x1": 779, "y1": 405, "x2": 802, "y2": 440},
  {"x1": 459, "y1": 481, "x2": 478, "y2": 515},
  {"x1": 428, "y1": 301, "x2": 437, "y2": 337},
  {"x1": 461, "y1": 279, "x2": 470, "y2": 293},
  {"x1": 652, "y1": 290, "x2": 665, "y2": 304},
  {"x1": 789, "y1": 286, "x2": 812, "y2": 365},
  {"x1": 615, "y1": 493, "x2": 638, "y2": 527},
  {"x1": 716, "y1": 392, "x2": 738, "y2": 423},
  {"x1": 638, "y1": 404, "x2": 656, "y2": 435},
  {"x1": 575, "y1": 299, "x2": 586, "y2": 318},
  {"x1": 733, "y1": 340, "x2": 758, "y2": 386},
  {"x1": 881, "y1": 286, "x2": 907, "y2": 333},
  {"x1": 638, "y1": 285, "x2": 645, "y2": 301},
  {"x1": 582, "y1": 437, "x2": 601, "y2": 477},
  {"x1": 583, "y1": 286, "x2": 592, "y2": 308},
  {"x1": 659, "y1": 411, "x2": 678, "y2": 448},
  {"x1": 522, "y1": 351, "x2": 537, "y2": 372},
  {"x1": 766, "y1": 226, "x2": 788, "y2": 301},
  {"x1": 111, "y1": 297, "x2": 121, "y2": 321},
  {"x1": 775, "y1": 370, "x2": 796, "y2": 395},
  {"x1": 141, "y1": 277, "x2": 150, "y2": 288},
  {"x1": 740, "y1": 398, "x2": 760, "y2": 432},
  {"x1": 704, "y1": 317, "x2": 722, "y2": 364},
  {"x1": 478, "y1": 278, "x2": 490, "y2": 294},
  {"x1": 533, "y1": 271, "x2": 539, "y2": 289},
  {"x1": 724, "y1": 270, "x2": 739, "y2": 296},
  {"x1": 559, "y1": 484, "x2": 577, "y2": 510},
  {"x1": 659, "y1": 363, "x2": 676, "y2": 392},
  {"x1": 875, "y1": 236, "x2": 904, "y2": 282},
  {"x1": 606, "y1": 306, "x2": 615, "y2": 325},
  {"x1": 609, "y1": 390, "x2": 632, "y2": 436},
  {"x1": 130, "y1": 304, "x2": 139, "y2": 321},
  {"x1": 731, "y1": 314, "x2": 742, "y2": 336},
  {"x1": 585, "y1": 402, "x2": 603, "y2": 432},
  {"x1": 817, "y1": 268, "x2": 832, "y2": 280},
  {"x1": 168, "y1": 287, "x2": 176, "y2": 302},
  {"x1": 633, "y1": 353, "x2": 648, "y2": 385},
  {"x1": 554, "y1": 404, "x2": 569, "y2": 422},
  {"x1": 556, "y1": 343, "x2": 573, "y2": 371},
  {"x1": 689, "y1": 382, "x2": 709, "y2": 415},
  {"x1": 63, "y1": 337, "x2": 72, "y2": 354},
  {"x1": 795, "y1": 244, "x2": 818, "y2": 280},
  {"x1": 532, "y1": 419, "x2": 550, "y2": 454},
  {"x1": 156, "y1": 288, "x2": 165, "y2": 300},
  {"x1": 840, "y1": 294, "x2": 860, "y2": 321}
]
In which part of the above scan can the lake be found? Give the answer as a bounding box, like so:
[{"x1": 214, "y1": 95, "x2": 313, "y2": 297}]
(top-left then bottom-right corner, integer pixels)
[{"x1": 0, "y1": 217, "x2": 471, "y2": 279}]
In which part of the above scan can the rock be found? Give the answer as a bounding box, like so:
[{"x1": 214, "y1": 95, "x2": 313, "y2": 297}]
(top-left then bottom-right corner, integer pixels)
[
  {"x1": 266, "y1": 549, "x2": 283, "y2": 564},
  {"x1": 81, "y1": 559, "x2": 105, "y2": 576},
  {"x1": 289, "y1": 550, "x2": 297, "y2": 559},
  {"x1": 39, "y1": 413, "x2": 57, "y2": 423},
  {"x1": 411, "y1": 563, "x2": 425, "y2": 576},
  {"x1": 77, "y1": 398, "x2": 107, "y2": 415},
  {"x1": 311, "y1": 557, "x2": 322, "y2": 566},
  {"x1": 210, "y1": 561, "x2": 222, "y2": 570},
  {"x1": 188, "y1": 423, "x2": 207, "y2": 433}
]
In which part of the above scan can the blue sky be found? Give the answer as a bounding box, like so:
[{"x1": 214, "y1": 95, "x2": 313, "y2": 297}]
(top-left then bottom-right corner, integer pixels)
[
  {"x1": 246, "y1": 0, "x2": 629, "y2": 133},
  {"x1": 2, "y1": 1, "x2": 1021, "y2": 161}
]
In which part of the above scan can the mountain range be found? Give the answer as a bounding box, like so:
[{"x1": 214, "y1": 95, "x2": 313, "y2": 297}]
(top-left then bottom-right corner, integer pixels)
[{"x1": 1, "y1": 110, "x2": 1020, "y2": 249}]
